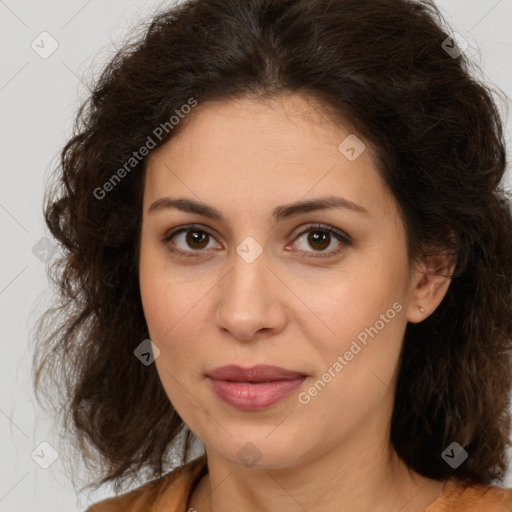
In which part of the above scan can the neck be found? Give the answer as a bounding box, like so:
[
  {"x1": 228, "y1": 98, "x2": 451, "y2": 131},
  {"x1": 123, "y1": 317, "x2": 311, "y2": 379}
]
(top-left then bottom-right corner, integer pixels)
[{"x1": 189, "y1": 429, "x2": 444, "y2": 512}]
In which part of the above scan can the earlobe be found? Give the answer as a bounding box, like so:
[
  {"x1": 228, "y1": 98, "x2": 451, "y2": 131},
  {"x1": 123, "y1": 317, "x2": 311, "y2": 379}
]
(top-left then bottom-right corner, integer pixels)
[{"x1": 406, "y1": 252, "x2": 457, "y2": 324}]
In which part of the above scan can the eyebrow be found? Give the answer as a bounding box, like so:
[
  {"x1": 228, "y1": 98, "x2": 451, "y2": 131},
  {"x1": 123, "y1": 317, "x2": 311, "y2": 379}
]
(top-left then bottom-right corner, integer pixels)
[{"x1": 147, "y1": 195, "x2": 369, "y2": 223}]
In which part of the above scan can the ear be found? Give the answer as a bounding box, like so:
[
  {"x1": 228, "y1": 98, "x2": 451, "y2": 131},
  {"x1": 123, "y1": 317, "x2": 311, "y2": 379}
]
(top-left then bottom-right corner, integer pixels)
[{"x1": 406, "y1": 251, "x2": 457, "y2": 324}]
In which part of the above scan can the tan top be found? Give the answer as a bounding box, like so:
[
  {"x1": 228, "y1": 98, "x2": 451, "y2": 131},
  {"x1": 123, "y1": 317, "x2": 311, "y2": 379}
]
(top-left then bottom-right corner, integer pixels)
[{"x1": 85, "y1": 455, "x2": 512, "y2": 511}]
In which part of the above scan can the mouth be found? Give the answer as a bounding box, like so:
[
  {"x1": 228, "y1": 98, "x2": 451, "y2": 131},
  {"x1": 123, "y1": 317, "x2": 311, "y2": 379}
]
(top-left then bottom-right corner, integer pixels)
[
  {"x1": 206, "y1": 365, "x2": 308, "y2": 411},
  {"x1": 207, "y1": 364, "x2": 307, "y2": 382}
]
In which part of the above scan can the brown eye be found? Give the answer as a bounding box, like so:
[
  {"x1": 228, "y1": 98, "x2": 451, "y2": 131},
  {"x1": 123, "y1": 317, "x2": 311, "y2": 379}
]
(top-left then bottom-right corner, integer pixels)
[
  {"x1": 163, "y1": 223, "x2": 351, "y2": 259},
  {"x1": 163, "y1": 226, "x2": 220, "y2": 257},
  {"x1": 307, "y1": 230, "x2": 331, "y2": 251},
  {"x1": 184, "y1": 230, "x2": 209, "y2": 250},
  {"x1": 290, "y1": 224, "x2": 351, "y2": 259}
]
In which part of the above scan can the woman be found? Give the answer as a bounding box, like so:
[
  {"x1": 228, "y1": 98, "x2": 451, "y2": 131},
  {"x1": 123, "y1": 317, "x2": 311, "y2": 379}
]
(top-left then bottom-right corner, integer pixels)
[{"x1": 33, "y1": 0, "x2": 512, "y2": 510}]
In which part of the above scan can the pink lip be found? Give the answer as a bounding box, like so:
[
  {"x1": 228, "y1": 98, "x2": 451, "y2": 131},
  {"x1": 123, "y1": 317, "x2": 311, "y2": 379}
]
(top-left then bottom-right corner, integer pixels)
[{"x1": 207, "y1": 365, "x2": 307, "y2": 411}]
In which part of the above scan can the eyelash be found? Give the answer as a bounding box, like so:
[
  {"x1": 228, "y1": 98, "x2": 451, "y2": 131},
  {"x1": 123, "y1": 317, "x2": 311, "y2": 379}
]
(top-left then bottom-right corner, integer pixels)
[{"x1": 161, "y1": 223, "x2": 352, "y2": 259}]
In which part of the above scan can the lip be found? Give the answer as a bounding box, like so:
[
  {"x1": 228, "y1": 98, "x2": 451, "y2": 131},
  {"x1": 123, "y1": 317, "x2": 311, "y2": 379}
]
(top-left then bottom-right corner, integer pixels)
[
  {"x1": 207, "y1": 365, "x2": 307, "y2": 411},
  {"x1": 207, "y1": 364, "x2": 306, "y2": 382}
]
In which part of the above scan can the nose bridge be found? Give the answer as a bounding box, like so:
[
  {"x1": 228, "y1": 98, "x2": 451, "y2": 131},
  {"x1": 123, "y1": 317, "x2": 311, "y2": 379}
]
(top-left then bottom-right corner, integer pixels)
[
  {"x1": 215, "y1": 240, "x2": 284, "y2": 340},
  {"x1": 225, "y1": 242, "x2": 270, "y2": 314},
  {"x1": 227, "y1": 232, "x2": 269, "y2": 295}
]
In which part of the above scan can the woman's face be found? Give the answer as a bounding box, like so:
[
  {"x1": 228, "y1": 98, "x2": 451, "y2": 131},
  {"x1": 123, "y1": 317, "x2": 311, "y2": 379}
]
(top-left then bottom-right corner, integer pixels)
[{"x1": 139, "y1": 93, "x2": 423, "y2": 469}]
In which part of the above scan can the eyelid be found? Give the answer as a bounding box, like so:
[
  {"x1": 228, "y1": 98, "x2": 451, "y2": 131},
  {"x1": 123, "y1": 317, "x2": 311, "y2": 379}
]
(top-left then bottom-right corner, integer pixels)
[
  {"x1": 288, "y1": 223, "x2": 351, "y2": 258},
  {"x1": 162, "y1": 222, "x2": 351, "y2": 259}
]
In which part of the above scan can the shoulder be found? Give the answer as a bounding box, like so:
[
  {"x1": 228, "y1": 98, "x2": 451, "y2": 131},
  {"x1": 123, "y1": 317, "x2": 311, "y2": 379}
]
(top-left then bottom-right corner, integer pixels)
[
  {"x1": 84, "y1": 455, "x2": 207, "y2": 512},
  {"x1": 427, "y1": 479, "x2": 512, "y2": 512}
]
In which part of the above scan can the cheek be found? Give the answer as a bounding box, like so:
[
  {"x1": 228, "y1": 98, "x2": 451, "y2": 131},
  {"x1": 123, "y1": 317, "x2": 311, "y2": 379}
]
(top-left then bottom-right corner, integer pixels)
[
  {"x1": 297, "y1": 274, "x2": 407, "y2": 422},
  {"x1": 139, "y1": 240, "x2": 199, "y2": 341},
  {"x1": 140, "y1": 275, "x2": 204, "y2": 353},
  {"x1": 139, "y1": 270, "x2": 204, "y2": 412},
  {"x1": 138, "y1": 254, "x2": 212, "y2": 386},
  {"x1": 301, "y1": 262, "x2": 406, "y2": 355}
]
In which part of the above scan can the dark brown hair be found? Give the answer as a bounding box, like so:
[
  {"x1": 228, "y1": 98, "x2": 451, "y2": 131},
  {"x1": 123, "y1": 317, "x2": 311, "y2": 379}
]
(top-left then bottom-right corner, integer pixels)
[{"x1": 33, "y1": 0, "x2": 512, "y2": 492}]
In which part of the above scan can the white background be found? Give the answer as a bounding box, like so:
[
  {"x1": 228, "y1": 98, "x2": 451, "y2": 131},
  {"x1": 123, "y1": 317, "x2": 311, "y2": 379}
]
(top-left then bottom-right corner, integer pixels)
[{"x1": 1, "y1": 0, "x2": 512, "y2": 510}]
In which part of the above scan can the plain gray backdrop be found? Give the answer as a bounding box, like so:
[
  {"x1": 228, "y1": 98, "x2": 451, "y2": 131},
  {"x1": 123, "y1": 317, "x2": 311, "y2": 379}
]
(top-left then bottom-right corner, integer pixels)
[{"x1": 1, "y1": 0, "x2": 512, "y2": 510}]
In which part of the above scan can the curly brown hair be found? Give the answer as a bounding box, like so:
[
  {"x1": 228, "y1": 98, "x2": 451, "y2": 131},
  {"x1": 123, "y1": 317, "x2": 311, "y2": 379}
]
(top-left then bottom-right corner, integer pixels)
[{"x1": 33, "y1": 0, "x2": 512, "y2": 493}]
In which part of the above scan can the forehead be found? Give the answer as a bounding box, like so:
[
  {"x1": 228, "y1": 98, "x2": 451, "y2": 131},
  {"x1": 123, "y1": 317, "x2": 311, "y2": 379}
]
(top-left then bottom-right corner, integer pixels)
[
  {"x1": 143, "y1": 93, "x2": 395, "y2": 221},
  {"x1": 149, "y1": 93, "x2": 365, "y2": 165}
]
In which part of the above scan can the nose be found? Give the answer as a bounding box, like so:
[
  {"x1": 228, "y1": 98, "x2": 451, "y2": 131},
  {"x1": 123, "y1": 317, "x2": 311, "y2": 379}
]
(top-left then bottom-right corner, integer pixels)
[{"x1": 214, "y1": 247, "x2": 287, "y2": 342}]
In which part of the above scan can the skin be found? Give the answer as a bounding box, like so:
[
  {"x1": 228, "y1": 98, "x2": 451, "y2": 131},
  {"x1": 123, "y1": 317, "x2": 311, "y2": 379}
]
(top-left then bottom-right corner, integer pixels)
[{"x1": 138, "y1": 92, "x2": 456, "y2": 512}]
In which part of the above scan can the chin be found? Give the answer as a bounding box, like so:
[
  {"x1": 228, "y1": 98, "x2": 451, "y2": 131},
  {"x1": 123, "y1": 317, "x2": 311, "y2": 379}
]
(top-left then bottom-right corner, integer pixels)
[{"x1": 204, "y1": 429, "x2": 308, "y2": 469}]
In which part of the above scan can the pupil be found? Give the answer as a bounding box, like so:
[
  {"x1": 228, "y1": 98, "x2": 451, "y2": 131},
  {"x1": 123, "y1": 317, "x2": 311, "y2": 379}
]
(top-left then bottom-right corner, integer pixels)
[
  {"x1": 309, "y1": 231, "x2": 329, "y2": 250},
  {"x1": 187, "y1": 230, "x2": 208, "y2": 249}
]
